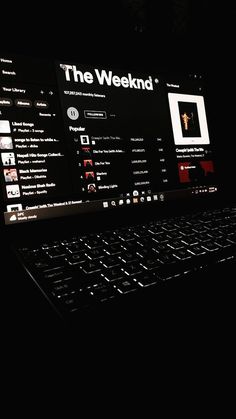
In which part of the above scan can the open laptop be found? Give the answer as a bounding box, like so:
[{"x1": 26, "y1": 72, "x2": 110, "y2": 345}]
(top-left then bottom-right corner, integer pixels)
[{"x1": 1, "y1": 53, "x2": 235, "y2": 325}]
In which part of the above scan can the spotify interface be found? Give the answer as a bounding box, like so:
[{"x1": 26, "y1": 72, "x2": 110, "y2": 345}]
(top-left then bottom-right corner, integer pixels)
[{"x1": 0, "y1": 56, "x2": 217, "y2": 224}]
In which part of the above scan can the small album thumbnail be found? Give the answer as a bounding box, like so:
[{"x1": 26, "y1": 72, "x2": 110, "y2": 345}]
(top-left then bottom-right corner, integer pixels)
[
  {"x1": 0, "y1": 120, "x2": 11, "y2": 134},
  {"x1": 85, "y1": 171, "x2": 95, "y2": 181},
  {"x1": 87, "y1": 183, "x2": 96, "y2": 193},
  {"x1": 1, "y1": 152, "x2": 16, "y2": 166},
  {"x1": 7, "y1": 203, "x2": 23, "y2": 212},
  {"x1": 0, "y1": 136, "x2": 13, "y2": 149},
  {"x1": 83, "y1": 159, "x2": 93, "y2": 168},
  {"x1": 4, "y1": 168, "x2": 18, "y2": 182},
  {"x1": 80, "y1": 135, "x2": 90, "y2": 145},
  {"x1": 6, "y1": 184, "x2": 21, "y2": 198},
  {"x1": 81, "y1": 147, "x2": 92, "y2": 157}
]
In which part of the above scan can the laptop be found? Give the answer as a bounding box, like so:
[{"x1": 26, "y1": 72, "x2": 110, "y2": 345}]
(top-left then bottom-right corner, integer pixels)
[{"x1": 1, "y1": 53, "x2": 235, "y2": 327}]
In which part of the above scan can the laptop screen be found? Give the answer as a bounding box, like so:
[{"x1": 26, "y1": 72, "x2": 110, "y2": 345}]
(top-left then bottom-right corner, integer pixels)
[{"x1": 0, "y1": 54, "x2": 218, "y2": 225}]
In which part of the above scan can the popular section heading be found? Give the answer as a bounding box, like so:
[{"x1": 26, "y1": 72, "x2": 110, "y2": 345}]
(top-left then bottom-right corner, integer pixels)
[{"x1": 60, "y1": 64, "x2": 154, "y2": 90}]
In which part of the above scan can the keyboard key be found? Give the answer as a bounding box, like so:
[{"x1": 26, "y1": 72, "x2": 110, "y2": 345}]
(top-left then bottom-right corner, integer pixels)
[
  {"x1": 41, "y1": 241, "x2": 61, "y2": 249},
  {"x1": 162, "y1": 223, "x2": 177, "y2": 231},
  {"x1": 152, "y1": 233, "x2": 169, "y2": 243},
  {"x1": 152, "y1": 242, "x2": 170, "y2": 253},
  {"x1": 122, "y1": 263, "x2": 143, "y2": 276},
  {"x1": 173, "y1": 249, "x2": 191, "y2": 260},
  {"x1": 179, "y1": 227, "x2": 195, "y2": 236},
  {"x1": 105, "y1": 244, "x2": 124, "y2": 255},
  {"x1": 140, "y1": 256, "x2": 162, "y2": 270},
  {"x1": 101, "y1": 256, "x2": 120, "y2": 268},
  {"x1": 118, "y1": 232, "x2": 136, "y2": 241},
  {"x1": 85, "y1": 248, "x2": 105, "y2": 260},
  {"x1": 43, "y1": 269, "x2": 72, "y2": 282},
  {"x1": 157, "y1": 252, "x2": 177, "y2": 264},
  {"x1": 134, "y1": 272, "x2": 158, "y2": 287},
  {"x1": 201, "y1": 242, "x2": 219, "y2": 252},
  {"x1": 121, "y1": 239, "x2": 138, "y2": 251},
  {"x1": 84, "y1": 238, "x2": 104, "y2": 249},
  {"x1": 119, "y1": 252, "x2": 139, "y2": 264},
  {"x1": 181, "y1": 236, "x2": 199, "y2": 246},
  {"x1": 116, "y1": 279, "x2": 138, "y2": 294},
  {"x1": 46, "y1": 247, "x2": 67, "y2": 258},
  {"x1": 187, "y1": 245, "x2": 206, "y2": 256},
  {"x1": 136, "y1": 237, "x2": 153, "y2": 249},
  {"x1": 167, "y1": 239, "x2": 185, "y2": 250},
  {"x1": 32, "y1": 260, "x2": 53, "y2": 270},
  {"x1": 192, "y1": 224, "x2": 209, "y2": 233},
  {"x1": 228, "y1": 233, "x2": 236, "y2": 243},
  {"x1": 66, "y1": 243, "x2": 86, "y2": 253},
  {"x1": 214, "y1": 238, "x2": 233, "y2": 248},
  {"x1": 148, "y1": 225, "x2": 163, "y2": 234},
  {"x1": 101, "y1": 233, "x2": 120, "y2": 245},
  {"x1": 59, "y1": 291, "x2": 93, "y2": 312},
  {"x1": 103, "y1": 267, "x2": 124, "y2": 282},
  {"x1": 90, "y1": 283, "x2": 117, "y2": 301},
  {"x1": 197, "y1": 233, "x2": 212, "y2": 242},
  {"x1": 81, "y1": 261, "x2": 102, "y2": 274},
  {"x1": 51, "y1": 281, "x2": 74, "y2": 297},
  {"x1": 166, "y1": 231, "x2": 182, "y2": 239},
  {"x1": 67, "y1": 252, "x2": 87, "y2": 265}
]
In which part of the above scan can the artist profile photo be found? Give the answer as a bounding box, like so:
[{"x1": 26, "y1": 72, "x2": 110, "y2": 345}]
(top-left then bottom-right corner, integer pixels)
[{"x1": 87, "y1": 183, "x2": 96, "y2": 193}]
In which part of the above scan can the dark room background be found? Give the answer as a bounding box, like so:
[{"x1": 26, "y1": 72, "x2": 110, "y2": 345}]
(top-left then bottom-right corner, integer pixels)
[
  {"x1": 1, "y1": 0, "x2": 234, "y2": 194},
  {"x1": 2, "y1": 1, "x2": 228, "y2": 67}
]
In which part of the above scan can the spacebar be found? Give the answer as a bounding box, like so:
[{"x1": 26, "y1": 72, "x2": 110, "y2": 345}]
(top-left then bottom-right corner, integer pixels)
[{"x1": 152, "y1": 260, "x2": 193, "y2": 280}]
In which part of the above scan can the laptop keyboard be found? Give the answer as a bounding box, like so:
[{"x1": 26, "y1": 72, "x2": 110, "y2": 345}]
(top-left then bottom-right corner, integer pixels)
[{"x1": 17, "y1": 206, "x2": 236, "y2": 317}]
